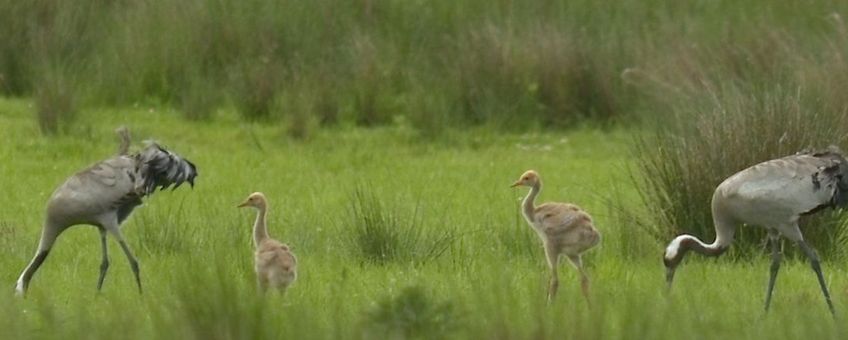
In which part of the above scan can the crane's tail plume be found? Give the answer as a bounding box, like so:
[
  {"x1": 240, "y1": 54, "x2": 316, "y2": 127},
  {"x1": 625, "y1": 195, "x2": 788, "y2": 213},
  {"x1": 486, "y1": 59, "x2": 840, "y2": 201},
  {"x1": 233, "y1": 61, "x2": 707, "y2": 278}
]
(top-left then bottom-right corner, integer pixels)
[
  {"x1": 803, "y1": 145, "x2": 848, "y2": 208},
  {"x1": 135, "y1": 142, "x2": 198, "y2": 195}
]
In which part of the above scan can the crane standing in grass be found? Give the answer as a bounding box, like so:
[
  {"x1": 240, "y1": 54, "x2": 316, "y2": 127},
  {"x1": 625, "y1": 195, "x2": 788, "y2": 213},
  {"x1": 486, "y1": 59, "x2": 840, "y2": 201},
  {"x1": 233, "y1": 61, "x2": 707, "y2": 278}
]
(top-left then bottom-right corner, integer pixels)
[
  {"x1": 511, "y1": 170, "x2": 601, "y2": 304},
  {"x1": 663, "y1": 147, "x2": 848, "y2": 314},
  {"x1": 15, "y1": 128, "x2": 197, "y2": 296},
  {"x1": 238, "y1": 192, "x2": 297, "y2": 294}
]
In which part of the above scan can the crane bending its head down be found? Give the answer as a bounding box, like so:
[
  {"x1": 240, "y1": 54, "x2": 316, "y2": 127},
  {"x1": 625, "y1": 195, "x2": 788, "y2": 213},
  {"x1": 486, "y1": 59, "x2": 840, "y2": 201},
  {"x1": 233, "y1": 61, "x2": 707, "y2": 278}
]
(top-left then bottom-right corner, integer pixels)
[
  {"x1": 663, "y1": 146, "x2": 848, "y2": 314},
  {"x1": 15, "y1": 130, "x2": 197, "y2": 296}
]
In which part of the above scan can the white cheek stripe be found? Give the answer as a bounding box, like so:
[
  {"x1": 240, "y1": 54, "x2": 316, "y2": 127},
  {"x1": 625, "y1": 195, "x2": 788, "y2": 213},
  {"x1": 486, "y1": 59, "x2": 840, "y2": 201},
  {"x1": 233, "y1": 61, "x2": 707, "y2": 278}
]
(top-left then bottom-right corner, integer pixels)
[{"x1": 665, "y1": 235, "x2": 695, "y2": 260}]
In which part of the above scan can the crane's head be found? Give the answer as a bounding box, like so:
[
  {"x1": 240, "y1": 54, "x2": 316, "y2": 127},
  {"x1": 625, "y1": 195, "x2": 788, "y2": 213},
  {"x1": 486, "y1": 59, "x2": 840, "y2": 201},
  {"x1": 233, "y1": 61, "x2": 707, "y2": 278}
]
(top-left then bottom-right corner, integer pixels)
[
  {"x1": 237, "y1": 192, "x2": 267, "y2": 209},
  {"x1": 663, "y1": 236, "x2": 686, "y2": 289},
  {"x1": 511, "y1": 170, "x2": 540, "y2": 188}
]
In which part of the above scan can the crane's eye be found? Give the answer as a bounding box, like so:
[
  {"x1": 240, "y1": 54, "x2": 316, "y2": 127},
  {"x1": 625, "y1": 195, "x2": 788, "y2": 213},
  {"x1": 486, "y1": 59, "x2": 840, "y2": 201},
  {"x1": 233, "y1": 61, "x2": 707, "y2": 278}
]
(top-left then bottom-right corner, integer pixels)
[{"x1": 523, "y1": 177, "x2": 529, "y2": 180}]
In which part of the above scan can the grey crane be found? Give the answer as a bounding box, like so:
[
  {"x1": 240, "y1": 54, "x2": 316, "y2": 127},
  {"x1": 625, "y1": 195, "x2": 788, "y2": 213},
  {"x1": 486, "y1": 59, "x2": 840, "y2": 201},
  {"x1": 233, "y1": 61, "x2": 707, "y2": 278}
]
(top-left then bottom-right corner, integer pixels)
[
  {"x1": 14, "y1": 128, "x2": 197, "y2": 296},
  {"x1": 663, "y1": 146, "x2": 848, "y2": 314}
]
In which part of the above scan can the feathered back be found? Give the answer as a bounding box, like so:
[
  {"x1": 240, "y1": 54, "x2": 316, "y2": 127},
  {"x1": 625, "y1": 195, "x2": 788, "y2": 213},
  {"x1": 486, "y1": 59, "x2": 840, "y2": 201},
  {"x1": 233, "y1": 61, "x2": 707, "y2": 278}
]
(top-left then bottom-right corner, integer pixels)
[{"x1": 134, "y1": 142, "x2": 198, "y2": 195}]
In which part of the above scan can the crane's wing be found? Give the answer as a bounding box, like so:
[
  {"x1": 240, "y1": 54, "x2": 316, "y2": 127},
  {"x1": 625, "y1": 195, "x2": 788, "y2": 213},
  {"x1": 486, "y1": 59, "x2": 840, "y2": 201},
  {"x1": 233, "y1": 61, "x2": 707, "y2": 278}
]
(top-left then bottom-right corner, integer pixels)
[
  {"x1": 807, "y1": 148, "x2": 848, "y2": 208},
  {"x1": 256, "y1": 242, "x2": 297, "y2": 273},
  {"x1": 134, "y1": 142, "x2": 198, "y2": 195},
  {"x1": 534, "y1": 203, "x2": 590, "y2": 232},
  {"x1": 533, "y1": 203, "x2": 599, "y2": 252}
]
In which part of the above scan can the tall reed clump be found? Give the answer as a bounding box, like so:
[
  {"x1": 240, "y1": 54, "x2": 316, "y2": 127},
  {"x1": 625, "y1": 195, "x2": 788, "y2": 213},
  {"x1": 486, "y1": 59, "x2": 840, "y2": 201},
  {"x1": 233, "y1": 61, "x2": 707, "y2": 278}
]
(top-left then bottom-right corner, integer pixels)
[
  {"x1": 33, "y1": 69, "x2": 77, "y2": 135},
  {"x1": 21, "y1": 0, "x2": 98, "y2": 135},
  {"x1": 345, "y1": 187, "x2": 452, "y2": 265},
  {"x1": 8, "y1": 0, "x2": 848, "y2": 135},
  {"x1": 1, "y1": 0, "x2": 644, "y2": 134},
  {"x1": 450, "y1": 23, "x2": 626, "y2": 130}
]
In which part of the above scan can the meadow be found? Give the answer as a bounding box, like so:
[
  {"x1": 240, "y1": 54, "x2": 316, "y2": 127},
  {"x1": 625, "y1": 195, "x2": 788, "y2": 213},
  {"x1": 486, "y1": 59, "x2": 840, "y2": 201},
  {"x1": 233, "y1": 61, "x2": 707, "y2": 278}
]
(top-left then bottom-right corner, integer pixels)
[
  {"x1": 1, "y1": 99, "x2": 848, "y2": 339},
  {"x1": 4, "y1": 0, "x2": 848, "y2": 339}
]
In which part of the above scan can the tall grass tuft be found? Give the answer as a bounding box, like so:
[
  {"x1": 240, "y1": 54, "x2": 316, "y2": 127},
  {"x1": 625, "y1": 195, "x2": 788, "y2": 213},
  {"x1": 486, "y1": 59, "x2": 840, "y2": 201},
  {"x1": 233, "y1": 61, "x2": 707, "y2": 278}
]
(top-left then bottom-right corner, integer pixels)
[
  {"x1": 349, "y1": 34, "x2": 397, "y2": 127},
  {"x1": 230, "y1": 58, "x2": 285, "y2": 121},
  {"x1": 168, "y1": 259, "x2": 270, "y2": 340},
  {"x1": 178, "y1": 72, "x2": 219, "y2": 121},
  {"x1": 133, "y1": 205, "x2": 196, "y2": 256},
  {"x1": 280, "y1": 81, "x2": 320, "y2": 140},
  {"x1": 346, "y1": 187, "x2": 452, "y2": 265},
  {"x1": 33, "y1": 69, "x2": 77, "y2": 136},
  {"x1": 362, "y1": 285, "x2": 460, "y2": 339}
]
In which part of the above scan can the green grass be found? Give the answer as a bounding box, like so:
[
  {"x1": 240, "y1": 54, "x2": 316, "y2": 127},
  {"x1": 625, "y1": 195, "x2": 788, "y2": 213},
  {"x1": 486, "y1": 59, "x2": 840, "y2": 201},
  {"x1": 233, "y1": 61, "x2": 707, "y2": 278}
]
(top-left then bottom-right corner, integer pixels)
[
  {"x1": 1, "y1": 98, "x2": 847, "y2": 339},
  {"x1": 5, "y1": 1, "x2": 848, "y2": 337}
]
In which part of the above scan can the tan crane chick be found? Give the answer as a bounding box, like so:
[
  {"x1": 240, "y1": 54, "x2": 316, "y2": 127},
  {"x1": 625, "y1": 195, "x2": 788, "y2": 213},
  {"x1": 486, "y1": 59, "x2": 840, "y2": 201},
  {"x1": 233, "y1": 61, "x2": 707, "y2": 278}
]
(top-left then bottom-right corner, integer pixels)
[
  {"x1": 511, "y1": 170, "x2": 601, "y2": 304},
  {"x1": 238, "y1": 192, "x2": 297, "y2": 294}
]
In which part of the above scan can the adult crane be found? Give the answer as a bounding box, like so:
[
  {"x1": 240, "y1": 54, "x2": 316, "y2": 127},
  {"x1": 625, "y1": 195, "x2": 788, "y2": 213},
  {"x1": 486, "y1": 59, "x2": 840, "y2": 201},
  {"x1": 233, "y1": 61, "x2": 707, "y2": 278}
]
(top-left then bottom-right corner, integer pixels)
[
  {"x1": 15, "y1": 128, "x2": 197, "y2": 296},
  {"x1": 663, "y1": 146, "x2": 848, "y2": 314}
]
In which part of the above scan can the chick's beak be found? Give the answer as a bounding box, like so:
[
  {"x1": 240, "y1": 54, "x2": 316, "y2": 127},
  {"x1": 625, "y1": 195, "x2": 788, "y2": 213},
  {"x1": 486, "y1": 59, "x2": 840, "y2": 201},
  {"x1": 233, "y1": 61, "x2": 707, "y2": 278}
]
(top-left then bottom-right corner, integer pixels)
[
  {"x1": 237, "y1": 201, "x2": 248, "y2": 208},
  {"x1": 510, "y1": 180, "x2": 522, "y2": 188}
]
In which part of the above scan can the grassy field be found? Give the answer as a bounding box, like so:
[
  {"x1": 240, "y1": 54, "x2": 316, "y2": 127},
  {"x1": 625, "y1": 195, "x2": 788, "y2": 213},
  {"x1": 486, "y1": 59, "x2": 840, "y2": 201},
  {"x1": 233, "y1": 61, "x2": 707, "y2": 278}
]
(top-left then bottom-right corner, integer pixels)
[
  {"x1": 1, "y1": 98, "x2": 847, "y2": 339},
  {"x1": 4, "y1": 1, "x2": 848, "y2": 338}
]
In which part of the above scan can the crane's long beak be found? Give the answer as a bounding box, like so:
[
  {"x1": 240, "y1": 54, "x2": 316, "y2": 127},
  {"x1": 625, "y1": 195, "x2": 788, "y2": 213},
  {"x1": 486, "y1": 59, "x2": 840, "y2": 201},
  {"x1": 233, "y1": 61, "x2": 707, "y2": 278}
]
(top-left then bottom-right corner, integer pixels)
[
  {"x1": 665, "y1": 267, "x2": 676, "y2": 291},
  {"x1": 510, "y1": 181, "x2": 521, "y2": 188},
  {"x1": 237, "y1": 201, "x2": 248, "y2": 208}
]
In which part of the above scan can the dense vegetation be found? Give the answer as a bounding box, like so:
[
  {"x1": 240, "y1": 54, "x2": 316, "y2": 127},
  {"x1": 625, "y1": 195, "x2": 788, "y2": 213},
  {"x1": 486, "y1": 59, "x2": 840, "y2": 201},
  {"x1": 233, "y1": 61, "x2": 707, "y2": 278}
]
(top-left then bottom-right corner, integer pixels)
[
  {"x1": 0, "y1": 1, "x2": 846, "y2": 133},
  {"x1": 3, "y1": 1, "x2": 848, "y2": 338}
]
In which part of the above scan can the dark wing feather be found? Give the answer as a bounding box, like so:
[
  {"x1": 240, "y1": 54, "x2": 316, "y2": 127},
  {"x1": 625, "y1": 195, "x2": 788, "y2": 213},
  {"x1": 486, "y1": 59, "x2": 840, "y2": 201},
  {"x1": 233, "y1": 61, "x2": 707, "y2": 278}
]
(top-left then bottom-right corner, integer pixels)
[
  {"x1": 134, "y1": 142, "x2": 198, "y2": 195},
  {"x1": 805, "y1": 146, "x2": 848, "y2": 209}
]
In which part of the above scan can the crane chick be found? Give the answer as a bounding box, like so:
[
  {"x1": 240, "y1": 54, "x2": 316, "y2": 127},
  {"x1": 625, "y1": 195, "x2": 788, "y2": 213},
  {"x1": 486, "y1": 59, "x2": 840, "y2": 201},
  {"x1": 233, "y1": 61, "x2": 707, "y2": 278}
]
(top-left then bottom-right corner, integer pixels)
[
  {"x1": 238, "y1": 192, "x2": 297, "y2": 294},
  {"x1": 512, "y1": 170, "x2": 601, "y2": 304}
]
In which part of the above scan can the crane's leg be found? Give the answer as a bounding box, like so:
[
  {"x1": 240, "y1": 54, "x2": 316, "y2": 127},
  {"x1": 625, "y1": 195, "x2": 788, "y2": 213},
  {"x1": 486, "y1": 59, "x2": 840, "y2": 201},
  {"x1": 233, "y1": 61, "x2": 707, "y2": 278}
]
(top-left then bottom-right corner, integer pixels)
[
  {"x1": 568, "y1": 254, "x2": 591, "y2": 306},
  {"x1": 106, "y1": 226, "x2": 142, "y2": 294},
  {"x1": 15, "y1": 226, "x2": 62, "y2": 296},
  {"x1": 797, "y1": 240, "x2": 835, "y2": 315},
  {"x1": 544, "y1": 246, "x2": 559, "y2": 305},
  {"x1": 257, "y1": 276, "x2": 269, "y2": 294},
  {"x1": 97, "y1": 228, "x2": 110, "y2": 291},
  {"x1": 764, "y1": 230, "x2": 782, "y2": 311}
]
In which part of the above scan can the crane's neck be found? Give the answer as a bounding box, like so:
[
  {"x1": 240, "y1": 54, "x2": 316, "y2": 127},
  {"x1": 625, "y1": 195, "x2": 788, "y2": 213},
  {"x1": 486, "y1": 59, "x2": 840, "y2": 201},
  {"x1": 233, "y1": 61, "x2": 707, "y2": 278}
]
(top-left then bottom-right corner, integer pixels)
[
  {"x1": 253, "y1": 205, "x2": 270, "y2": 247},
  {"x1": 521, "y1": 181, "x2": 542, "y2": 224},
  {"x1": 663, "y1": 221, "x2": 734, "y2": 287},
  {"x1": 665, "y1": 233, "x2": 730, "y2": 260}
]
